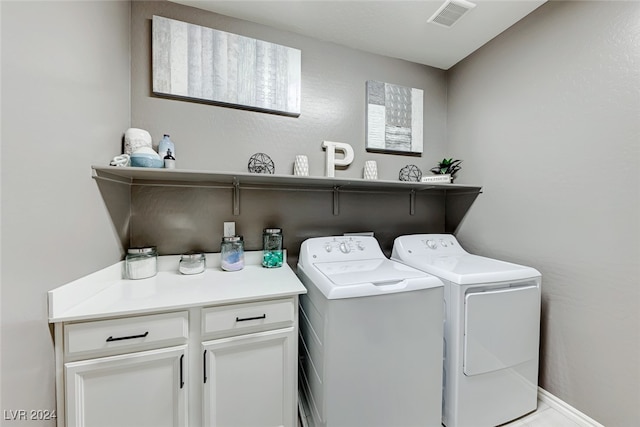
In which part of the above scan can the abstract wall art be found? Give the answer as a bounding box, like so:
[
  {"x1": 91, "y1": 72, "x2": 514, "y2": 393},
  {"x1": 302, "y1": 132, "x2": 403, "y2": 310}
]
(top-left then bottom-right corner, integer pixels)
[
  {"x1": 365, "y1": 80, "x2": 423, "y2": 154},
  {"x1": 152, "y1": 16, "x2": 301, "y2": 116}
]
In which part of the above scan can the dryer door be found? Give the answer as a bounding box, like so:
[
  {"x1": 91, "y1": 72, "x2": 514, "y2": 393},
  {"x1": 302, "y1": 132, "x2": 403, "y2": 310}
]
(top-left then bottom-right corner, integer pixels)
[{"x1": 463, "y1": 284, "x2": 540, "y2": 376}]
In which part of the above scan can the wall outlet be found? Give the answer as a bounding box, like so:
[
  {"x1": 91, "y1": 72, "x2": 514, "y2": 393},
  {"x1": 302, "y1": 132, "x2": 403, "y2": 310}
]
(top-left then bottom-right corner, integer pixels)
[{"x1": 223, "y1": 222, "x2": 235, "y2": 237}]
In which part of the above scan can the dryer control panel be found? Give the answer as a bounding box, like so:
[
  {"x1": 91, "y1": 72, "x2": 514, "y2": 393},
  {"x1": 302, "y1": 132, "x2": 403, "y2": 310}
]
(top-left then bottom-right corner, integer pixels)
[
  {"x1": 393, "y1": 234, "x2": 469, "y2": 257},
  {"x1": 299, "y1": 236, "x2": 385, "y2": 265}
]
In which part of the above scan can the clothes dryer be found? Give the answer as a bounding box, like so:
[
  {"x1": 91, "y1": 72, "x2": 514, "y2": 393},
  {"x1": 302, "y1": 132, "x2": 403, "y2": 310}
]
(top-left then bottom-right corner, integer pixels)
[
  {"x1": 297, "y1": 236, "x2": 444, "y2": 427},
  {"x1": 392, "y1": 234, "x2": 541, "y2": 427}
]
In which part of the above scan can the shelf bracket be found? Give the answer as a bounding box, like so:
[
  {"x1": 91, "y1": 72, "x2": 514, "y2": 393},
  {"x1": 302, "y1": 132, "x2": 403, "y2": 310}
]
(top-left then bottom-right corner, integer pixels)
[
  {"x1": 333, "y1": 186, "x2": 340, "y2": 216},
  {"x1": 232, "y1": 180, "x2": 240, "y2": 216},
  {"x1": 409, "y1": 189, "x2": 416, "y2": 216}
]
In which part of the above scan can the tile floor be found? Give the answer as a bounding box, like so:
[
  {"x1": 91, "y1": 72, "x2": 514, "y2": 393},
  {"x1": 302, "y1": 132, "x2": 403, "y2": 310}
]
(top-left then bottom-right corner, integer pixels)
[
  {"x1": 299, "y1": 398, "x2": 589, "y2": 427},
  {"x1": 501, "y1": 398, "x2": 586, "y2": 427}
]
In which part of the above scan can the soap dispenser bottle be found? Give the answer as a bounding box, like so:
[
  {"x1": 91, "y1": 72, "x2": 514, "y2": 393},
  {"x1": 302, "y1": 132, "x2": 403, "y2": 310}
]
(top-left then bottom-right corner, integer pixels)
[{"x1": 158, "y1": 134, "x2": 175, "y2": 162}]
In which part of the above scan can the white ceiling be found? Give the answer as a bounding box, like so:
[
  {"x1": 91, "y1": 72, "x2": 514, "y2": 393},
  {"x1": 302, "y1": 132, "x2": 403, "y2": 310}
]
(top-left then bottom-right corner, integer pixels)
[{"x1": 170, "y1": 0, "x2": 547, "y2": 70}]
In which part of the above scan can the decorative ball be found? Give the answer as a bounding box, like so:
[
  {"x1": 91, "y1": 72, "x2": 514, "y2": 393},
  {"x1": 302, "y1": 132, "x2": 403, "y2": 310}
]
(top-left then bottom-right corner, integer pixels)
[
  {"x1": 399, "y1": 164, "x2": 422, "y2": 182},
  {"x1": 248, "y1": 153, "x2": 275, "y2": 174}
]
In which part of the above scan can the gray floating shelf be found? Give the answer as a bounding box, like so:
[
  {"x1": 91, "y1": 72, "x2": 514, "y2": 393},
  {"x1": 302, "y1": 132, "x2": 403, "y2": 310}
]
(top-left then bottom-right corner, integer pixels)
[{"x1": 92, "y1": 165, "x2": 482, "y2": 216}]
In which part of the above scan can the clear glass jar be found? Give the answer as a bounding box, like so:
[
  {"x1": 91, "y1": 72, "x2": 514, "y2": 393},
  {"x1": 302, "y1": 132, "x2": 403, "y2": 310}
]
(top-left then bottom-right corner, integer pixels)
[
  {"x1": 179, "y1": 253, "x2": 205, "y2": 275},
  {"x1": 125, "y1": 247, "x2": 157, "y2": 279},
  {"x1": 221, "y1": 236, "x2": 244, "y2": 271},
  {"x1": 262, "y1": 228, "x2": 283, "y2": 268}
]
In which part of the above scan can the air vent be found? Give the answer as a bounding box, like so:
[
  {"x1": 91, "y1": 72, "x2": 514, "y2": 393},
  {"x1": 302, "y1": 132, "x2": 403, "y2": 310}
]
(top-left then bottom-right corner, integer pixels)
[{"x1": 428, "y1": 0, "x2": 477, "y2": 28}]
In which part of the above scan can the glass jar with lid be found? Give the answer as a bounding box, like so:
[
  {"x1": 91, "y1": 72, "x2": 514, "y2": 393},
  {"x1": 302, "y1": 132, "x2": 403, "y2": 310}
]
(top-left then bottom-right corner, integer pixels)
[
  {"x1": 221, "y1": 236, "x2": 244, "y2": 271},
  {"x1": 179, "y1": 253, "x2": 206, "y2": 275},
  {"x1": 262, "y1": 228, "x2": 283, "y2": 268},
  {"x1": 125, "y1": 247, "x2": 157, "y2": 279}
]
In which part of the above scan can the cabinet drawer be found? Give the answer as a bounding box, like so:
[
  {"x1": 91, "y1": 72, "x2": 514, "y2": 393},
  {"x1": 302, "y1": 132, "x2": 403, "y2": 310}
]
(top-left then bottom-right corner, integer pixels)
[
  {"x1": 65, "y1": 311, "x2": 189, "y2": 359},
  {"x1": 202, "y1": 299, "x2": 294, "y2": 339}
]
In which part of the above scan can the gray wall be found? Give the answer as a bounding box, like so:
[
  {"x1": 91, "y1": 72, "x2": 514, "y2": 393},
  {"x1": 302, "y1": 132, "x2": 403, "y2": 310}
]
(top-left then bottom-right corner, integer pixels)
[
  {"x1": 0, "y1": 1, "x2": 130, "y2": 424},
  {"x1": 3, "y1": 1, "x2": 637, "y2": 426},
  {"x1": 128, "y1": 1, "x2": 454, "y2": 260},
  {"x1": 0, "y1": 0, "x2": 451, "y2": 422},
  {"x1": 131, "y1": 1, "x2": 448, "y2": 179},
  {"x1": 447, "y1": 2, "x2": 640, "y2": 426}
]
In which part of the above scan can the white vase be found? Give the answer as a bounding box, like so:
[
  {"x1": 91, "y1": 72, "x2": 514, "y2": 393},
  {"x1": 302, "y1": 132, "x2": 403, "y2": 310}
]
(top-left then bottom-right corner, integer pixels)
[
  {"x1": 293, "y1": 155, "x2": 309, "y2": 176},
  {"x1": 363, "y1": 160, "x2": 378, "y2": 180}
]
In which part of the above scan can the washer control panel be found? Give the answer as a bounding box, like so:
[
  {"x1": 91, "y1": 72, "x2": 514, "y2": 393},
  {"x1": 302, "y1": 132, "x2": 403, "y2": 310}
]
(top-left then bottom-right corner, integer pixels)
[
  {"x1": 300, "y1": 236, "x2": 384, "y2": 264},
  {"x1": 324, "y1": 237, "x2": 366, "y2": 254}
]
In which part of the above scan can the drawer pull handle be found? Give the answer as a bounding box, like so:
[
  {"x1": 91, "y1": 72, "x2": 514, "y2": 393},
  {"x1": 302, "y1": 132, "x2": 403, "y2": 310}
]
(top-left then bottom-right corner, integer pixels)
[
  {"x1": 105, "y1": 331, "x2": 149, "y2": 342},
  {"x1": 235, "y1": 314, "x2": 266, "y2": 322}
]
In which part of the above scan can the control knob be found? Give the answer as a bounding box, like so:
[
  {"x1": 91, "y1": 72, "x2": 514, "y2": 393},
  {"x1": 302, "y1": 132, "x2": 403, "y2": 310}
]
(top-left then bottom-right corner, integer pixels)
[
  {"x1": 426, "y1": 240, "x2": 437, "y2": 249},
  {"x1": 339, "y1": 242, "x2": 351, "y2": 254}
]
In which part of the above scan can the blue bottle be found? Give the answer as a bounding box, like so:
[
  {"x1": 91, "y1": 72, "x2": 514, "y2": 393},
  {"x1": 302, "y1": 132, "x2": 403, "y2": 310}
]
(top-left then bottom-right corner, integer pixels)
[{"x1": 158, "y1": 134, "x2": 175, "y2": 162}]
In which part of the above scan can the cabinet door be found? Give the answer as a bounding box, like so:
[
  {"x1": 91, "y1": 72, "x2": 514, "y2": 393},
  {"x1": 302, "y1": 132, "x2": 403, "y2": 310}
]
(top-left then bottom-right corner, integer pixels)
[
  {"x1": 202, "y1": 328, "x2": 295, "y2": 427},
  {"x1": 65, "y1": 346, "x2": 188, "y2": 427}
]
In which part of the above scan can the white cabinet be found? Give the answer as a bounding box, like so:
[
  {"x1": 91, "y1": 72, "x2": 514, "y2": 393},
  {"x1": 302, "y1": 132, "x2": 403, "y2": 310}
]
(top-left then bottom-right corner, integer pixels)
[
  {"x1": 55, "y1": 297, "x2": 299, "y2": 427},
  {"x1": 59, "y1": 312, "x2": 190, "y2": 427},
  {"x1": 201, "y1": 298, "x2": 297, "y2": 427},
  {"x1": 65, "y1": 346, "x2": 188, "y2": 427},
  {"x1": 203, "y1": 329, "x2": 296, "y2": 427},
  {"x1": 63, "y1": 311, "x2": 189, "y2": 360},
  {"x1": 201, "y1": 299, "x2": 294, "y2": 340}
]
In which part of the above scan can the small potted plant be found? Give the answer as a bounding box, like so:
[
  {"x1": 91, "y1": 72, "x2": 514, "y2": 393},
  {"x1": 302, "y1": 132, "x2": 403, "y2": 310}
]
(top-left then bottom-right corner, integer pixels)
[{"x1": 430, "y1": 158, "x2": 462, "y2": 182}]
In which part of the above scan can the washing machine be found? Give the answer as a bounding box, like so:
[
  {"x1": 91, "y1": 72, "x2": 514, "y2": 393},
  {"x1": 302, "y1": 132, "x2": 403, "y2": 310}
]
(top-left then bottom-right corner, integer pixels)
[
  {"x1": 297, "y1": 235, "x2": 444, "y2": 427},
  {"x1": 391, "y1": 234, "x2": 541, "y2": 427}
]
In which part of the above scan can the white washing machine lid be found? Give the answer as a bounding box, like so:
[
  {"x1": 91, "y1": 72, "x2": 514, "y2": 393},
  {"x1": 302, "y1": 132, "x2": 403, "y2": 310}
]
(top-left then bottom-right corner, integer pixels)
[
  {"x1": 307, "y1": 258, "x2": 442, "y2": 299},
  {"x1": 399, "y1": 254, "x2": 540, "y2": 285}
]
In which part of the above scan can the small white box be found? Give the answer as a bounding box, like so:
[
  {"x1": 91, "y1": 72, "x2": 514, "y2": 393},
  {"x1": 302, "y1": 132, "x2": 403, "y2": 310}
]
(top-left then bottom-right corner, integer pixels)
[{"x1": 421, "y1": 174, "x2": 451, "y2": 183}]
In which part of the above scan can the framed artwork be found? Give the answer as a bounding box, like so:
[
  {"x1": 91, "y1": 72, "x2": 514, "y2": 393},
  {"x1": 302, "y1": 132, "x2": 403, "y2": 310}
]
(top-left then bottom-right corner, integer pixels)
[
  {"x1": 366, "y1": 80, "x2": 423, "y2": 154},
  {"x1": 152, "y1": 16, "x2": 301, "y2": 117}
]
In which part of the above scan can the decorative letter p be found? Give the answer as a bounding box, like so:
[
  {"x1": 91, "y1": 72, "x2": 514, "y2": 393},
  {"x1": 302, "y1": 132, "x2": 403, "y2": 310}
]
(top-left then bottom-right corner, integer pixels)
[{"x1": 322, "y1": 141, "x2": 354, "y2": 178}]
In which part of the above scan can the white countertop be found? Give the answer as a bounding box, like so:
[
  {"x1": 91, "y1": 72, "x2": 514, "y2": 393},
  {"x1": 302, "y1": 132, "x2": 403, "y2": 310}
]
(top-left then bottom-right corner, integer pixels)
[{"x1": 48, "y1": 251, "x2": 307, "y2": 323}]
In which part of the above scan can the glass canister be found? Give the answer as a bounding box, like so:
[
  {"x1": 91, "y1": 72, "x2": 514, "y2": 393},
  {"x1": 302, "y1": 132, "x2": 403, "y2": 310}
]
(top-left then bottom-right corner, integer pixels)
[
  {"x1": 179, "y1": 253, "x2": 206, "y2": 275},
  {"x1": 221, "y1": 236, "x2": 244, "y2": 271},
  {"x1": 262, "y1": 228, "x2": 283, "y2": 268},
  {"x1": 125, "y1": 247, "x2": 158, "y2": 279}
]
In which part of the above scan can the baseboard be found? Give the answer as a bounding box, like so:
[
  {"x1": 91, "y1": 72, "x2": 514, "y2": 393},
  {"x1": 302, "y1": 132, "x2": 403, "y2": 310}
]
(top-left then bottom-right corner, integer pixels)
[{"x1": 538, "y1": 387, "x2": 605, "y2": 427}]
